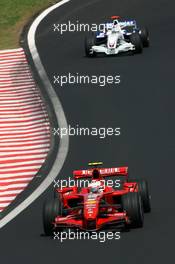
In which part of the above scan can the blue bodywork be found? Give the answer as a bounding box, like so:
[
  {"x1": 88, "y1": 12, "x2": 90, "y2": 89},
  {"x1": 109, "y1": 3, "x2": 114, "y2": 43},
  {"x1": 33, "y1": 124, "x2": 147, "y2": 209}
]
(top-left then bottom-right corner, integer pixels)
[{"x1": 96, "y1": 19, "x2": 140, "y2": 39}]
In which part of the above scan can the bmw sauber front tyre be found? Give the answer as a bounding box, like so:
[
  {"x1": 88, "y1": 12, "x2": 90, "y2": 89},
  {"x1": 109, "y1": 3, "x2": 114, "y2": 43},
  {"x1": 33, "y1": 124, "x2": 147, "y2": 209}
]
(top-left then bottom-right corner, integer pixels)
[
  {"x1": 84, "y1": 32, "x2": 96, "y2": 57},
  {"x1": 130, "y1": 32, "x2": 143, "y2": 54},
  {"x1": 140, "y1": 27, "x2": 150, "y2": 47}
]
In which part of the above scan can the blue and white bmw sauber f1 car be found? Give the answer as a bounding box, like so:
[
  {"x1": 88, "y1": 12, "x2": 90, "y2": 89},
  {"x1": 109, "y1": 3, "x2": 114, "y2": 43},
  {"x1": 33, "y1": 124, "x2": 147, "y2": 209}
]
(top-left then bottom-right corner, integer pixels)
[{"x1": 85, "y1": 16, "x2": 149, "y2": 57}]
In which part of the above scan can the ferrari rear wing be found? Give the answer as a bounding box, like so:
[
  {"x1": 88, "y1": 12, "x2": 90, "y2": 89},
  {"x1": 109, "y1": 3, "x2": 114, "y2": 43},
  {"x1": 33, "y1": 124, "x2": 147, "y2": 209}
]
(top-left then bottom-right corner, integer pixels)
[{"x1": 73, "y1": 167, "x2": 128, "y2": 179}]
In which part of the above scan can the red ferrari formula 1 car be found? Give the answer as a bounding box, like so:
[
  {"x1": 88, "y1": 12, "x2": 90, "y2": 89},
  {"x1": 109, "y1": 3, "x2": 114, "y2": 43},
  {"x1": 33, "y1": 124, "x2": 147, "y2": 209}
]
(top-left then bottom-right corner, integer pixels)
[{"x1": 43, "y1": 162, "x2": 151, "y2": 235}]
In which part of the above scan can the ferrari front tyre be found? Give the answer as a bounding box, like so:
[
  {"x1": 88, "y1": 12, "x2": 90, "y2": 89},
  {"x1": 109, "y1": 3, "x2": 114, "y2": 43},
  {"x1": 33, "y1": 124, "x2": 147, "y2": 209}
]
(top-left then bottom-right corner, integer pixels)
[
  {"x1": 130, "y1": 179, "x2": 151, "y2": 213},
  {"x1": 130, "y1": 32, "x2": 143, "y2": 54},
  {"x1": 140, "y1": 27, "x2": 150, "y2": 47},
  {"x1": 84, "y1": 33, "x2": 96, "y2": 57},
  {"x1": 43, "y1": 199, "x2": 60, "y2": 236},
  {"x1": 122, "y1": 192, "x2": 144, "y2": 228}
]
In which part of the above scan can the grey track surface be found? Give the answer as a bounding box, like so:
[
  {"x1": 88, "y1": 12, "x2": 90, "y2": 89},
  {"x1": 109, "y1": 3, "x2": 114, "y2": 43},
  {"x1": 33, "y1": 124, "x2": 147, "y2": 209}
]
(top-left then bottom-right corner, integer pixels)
[{"x1": 0, "y1": 0, "x2": 175, "y2": 263}]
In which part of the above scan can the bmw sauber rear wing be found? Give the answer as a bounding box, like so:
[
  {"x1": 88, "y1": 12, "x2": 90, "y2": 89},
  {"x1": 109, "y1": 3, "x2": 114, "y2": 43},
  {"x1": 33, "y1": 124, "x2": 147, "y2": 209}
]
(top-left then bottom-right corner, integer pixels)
[
  {"x1": 73, "y1": 167, "x2": 128, "y2": 179},
  {"x1": 119, "y1": 20, "x2": 137, "y2": 27}
]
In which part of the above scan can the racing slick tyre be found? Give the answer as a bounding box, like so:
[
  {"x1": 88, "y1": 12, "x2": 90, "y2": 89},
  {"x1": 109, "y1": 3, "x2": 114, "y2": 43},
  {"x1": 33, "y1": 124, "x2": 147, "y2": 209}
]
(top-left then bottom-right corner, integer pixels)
[
  {"x1": 54, "y1": 188, "x2": 59, "y2": 199},
  {"x1": 130, "y1": 179, "x2": 151, "y2": 213},
  {"x1": 130, "y1": 32, "x2": 143, "y2": 54},
  {"x1": 140, "y1": 27, "x2": 150, "y2": 47},
  {"x1": 122, "y1": 192, "x2": 144, "y2": 228},
  {"x1": 43, "y1": 198, "x2": 62, "y2": 236},
  {"x1": 85, "y1": 33, "x2": 96, "y2": 57}
]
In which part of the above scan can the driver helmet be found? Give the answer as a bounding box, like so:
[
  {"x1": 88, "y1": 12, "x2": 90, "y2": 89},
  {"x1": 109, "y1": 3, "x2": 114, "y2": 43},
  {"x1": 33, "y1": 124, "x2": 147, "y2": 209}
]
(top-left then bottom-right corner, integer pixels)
[
  {"x1": 90, "y1": 186, "x2": 99, "y2": 193},
  {"x1": 92, "y1": 169, "x2": 100, "y2": 179},
  {"x1": 111, "y1": 20, "x2": 120, "y2": 33},
  {"x1": 113, "y1": 19, "x2": 118, "y2": 25}
]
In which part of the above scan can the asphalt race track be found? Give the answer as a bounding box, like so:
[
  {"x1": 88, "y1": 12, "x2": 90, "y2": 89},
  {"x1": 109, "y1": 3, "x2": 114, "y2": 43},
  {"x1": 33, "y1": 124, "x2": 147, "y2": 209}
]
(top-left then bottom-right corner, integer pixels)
[{"x1": 0, "y1": 0, "x2": 175, "y2": 263}]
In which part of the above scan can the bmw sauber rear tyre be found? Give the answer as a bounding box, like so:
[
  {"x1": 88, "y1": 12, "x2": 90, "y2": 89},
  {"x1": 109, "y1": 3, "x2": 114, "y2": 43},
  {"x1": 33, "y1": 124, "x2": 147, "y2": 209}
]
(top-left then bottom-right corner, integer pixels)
[
  {"x1": 130, "y1": 33, "x2": 143, "y2": 54},
  {"x1": 85, "y1": 33, "x2": 96, "y2": 57},
  {"x1": 122, "y1": 192, "x2": 144, "y2": 228},
  {"x1": 140, "y1": 27, "x2": 150, "y2": 47},
  {"x1": 43, "y1": 199, "x2": 60, "y2": 236},
  {"x1": 130, "y1": 179, "x2": 151, "y2": 213}
]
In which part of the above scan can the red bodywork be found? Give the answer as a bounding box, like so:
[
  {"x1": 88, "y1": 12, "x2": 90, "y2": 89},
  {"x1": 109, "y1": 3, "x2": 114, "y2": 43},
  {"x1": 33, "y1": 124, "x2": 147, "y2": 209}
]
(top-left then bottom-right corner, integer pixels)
[{"x1": 54, "y1": 166, "x2": 138, "y2": 231}]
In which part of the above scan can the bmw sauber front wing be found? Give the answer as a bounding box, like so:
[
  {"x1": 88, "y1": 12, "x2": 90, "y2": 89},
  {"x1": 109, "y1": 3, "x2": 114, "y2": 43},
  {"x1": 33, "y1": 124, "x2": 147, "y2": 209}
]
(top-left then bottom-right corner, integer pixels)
[{"x1": 91, "y1": 42, "x2": 135, "y2": 55}]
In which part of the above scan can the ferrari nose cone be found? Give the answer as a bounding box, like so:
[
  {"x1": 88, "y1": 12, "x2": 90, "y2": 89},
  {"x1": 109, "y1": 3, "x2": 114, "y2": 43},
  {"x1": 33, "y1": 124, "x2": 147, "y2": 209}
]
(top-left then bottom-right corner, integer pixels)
[{"x1": 84, "y1": 200, "x2": 98, "y2": 219}]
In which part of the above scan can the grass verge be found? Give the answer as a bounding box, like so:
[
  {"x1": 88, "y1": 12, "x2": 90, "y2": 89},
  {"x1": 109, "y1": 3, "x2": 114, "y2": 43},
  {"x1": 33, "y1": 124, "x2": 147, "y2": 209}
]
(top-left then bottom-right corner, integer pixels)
[{"x1": 0, "y1": 0, "x2": 55, "y2": 49}]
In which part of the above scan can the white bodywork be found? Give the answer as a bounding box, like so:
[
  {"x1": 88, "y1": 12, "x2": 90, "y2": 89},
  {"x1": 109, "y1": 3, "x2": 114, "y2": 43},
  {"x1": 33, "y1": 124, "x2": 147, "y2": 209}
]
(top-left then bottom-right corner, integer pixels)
[{"x1": 91, "y1": 23, "x2": 135, "y2": 55}]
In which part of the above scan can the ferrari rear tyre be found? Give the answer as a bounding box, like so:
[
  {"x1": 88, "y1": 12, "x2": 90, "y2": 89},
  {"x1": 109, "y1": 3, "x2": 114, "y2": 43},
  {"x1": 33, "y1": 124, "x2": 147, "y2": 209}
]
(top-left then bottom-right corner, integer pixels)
[
  {"x1": 130, "y1": 32, "x2": 143, "y2": 54},
  {"x1": 43, "y1": 199, "x2": 61, "y2": 236},
  {"x1": 54, "y1": 188, "x2": 59, "y2": 199},
  {"x1": 122, "y1": 192, "x2": 144, "y2": 228},
  {"x1": 85, "y1": 33, "x2": 96, "y2": 57},
  {"x1": 140, "y1": 27, "x2": 150, "y2": 47},
  {"x1": 130, "y1": 179, "x2": 151, "y2": 213}
]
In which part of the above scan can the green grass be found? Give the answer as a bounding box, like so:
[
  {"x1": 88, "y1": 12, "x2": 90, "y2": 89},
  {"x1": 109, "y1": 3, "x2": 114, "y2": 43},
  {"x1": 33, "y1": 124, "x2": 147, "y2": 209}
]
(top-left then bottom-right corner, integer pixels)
[{"x1": 0, "y1": 0, "x2": 55, "y2": 49}]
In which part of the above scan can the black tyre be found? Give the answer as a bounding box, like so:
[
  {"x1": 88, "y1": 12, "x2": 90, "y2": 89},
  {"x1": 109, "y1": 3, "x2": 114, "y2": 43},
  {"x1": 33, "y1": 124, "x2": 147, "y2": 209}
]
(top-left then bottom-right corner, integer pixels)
[
  {"x1": 122, "y1": 192, "x2": 144, "y2": 228},
  {"x1": 130, "y1": 32, "x2": 143, "y2": 54},
  {"x1": 140, "y1": 27, "x2": 150, "y2": 47},
  {"x1": 43, "y1": 199, "x2": 61, "y2": 236},
  {"x1": 85, "y1": 33, "x2": 96, "y2": 57},
  {"x1": 54, "y1": 188, "x2": 59, "y2": 199},
  {"x1": 130, "y1": 179, "x2": 151, "y2": 213}
]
